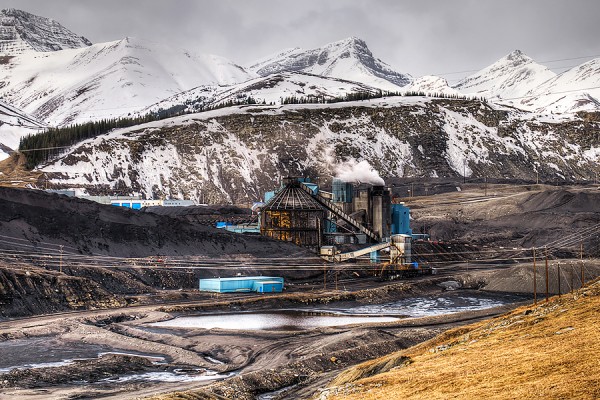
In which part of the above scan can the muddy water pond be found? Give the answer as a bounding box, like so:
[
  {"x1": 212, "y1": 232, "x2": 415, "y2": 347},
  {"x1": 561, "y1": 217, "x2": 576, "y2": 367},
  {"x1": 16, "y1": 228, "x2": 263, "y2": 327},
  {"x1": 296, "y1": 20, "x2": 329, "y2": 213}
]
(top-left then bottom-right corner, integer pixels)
[
  {"x1": 151, "y1": 291, "x2": 528, "y2": 331},
  {"x1": 0, "y1": 337, "x2": 143, "y2": 372},
  {"x1": 342, "y1": 291, "x2": 529, "y2": 318}
]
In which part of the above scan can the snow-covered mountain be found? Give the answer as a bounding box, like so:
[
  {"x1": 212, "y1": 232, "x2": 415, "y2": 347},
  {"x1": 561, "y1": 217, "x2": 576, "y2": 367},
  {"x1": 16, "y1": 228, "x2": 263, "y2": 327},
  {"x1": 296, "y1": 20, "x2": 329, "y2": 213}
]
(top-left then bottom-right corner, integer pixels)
[
  {"x1": 404, "y1": 75, "x2": 461, "y2": 97},
  {"x1": 0, "y1": 36, "x2": 255, "y2": 126},
  {"x1": 452, "y1": 50, "x2": 600, "y2": 114},
  {"x1": 2, "y1": 7, "x2": 600, "y2": 196},
  {"x1": 519, "y1": 58, "x2": 600, "y2": 113},
  {"x1": 140, "y1": 72, "x2": 385, "y2": 115},
  {"x1": 0, "y1": 100, "x2": 46, "y2": 161},
  {"x1": 248, "y1": 37, "x2": 412, "y2": 92},
  {"x1": 454, "y1": 50, "x2": 556, "y2": 101},
  {"x1": 0, "y1": 8, "x2": 91, "y2": 55}
]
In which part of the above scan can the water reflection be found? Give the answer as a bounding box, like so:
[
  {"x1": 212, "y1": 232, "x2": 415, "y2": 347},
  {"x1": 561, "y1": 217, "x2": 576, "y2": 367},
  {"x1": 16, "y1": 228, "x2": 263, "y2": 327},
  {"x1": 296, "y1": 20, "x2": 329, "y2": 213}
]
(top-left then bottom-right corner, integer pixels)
[
  {"x1": 150, "y1": 312, "x2": 399, "y2": 331},
  {"x1": 348, "y1": 294, "x2": 522, "y2": 318}
]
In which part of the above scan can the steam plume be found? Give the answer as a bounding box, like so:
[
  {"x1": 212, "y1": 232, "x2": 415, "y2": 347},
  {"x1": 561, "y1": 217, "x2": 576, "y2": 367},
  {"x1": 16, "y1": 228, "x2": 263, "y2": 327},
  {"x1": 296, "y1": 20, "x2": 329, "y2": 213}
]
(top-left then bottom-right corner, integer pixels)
[{"x1": 335, "y1": 159, "x2": 384, "y2": 185}]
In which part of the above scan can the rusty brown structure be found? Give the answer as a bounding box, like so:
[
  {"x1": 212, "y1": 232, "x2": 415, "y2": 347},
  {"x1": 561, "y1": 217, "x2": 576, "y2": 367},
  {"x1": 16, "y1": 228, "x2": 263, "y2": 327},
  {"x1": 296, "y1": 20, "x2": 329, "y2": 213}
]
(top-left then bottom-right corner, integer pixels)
[{"x1": 260, "y1": 179, "x2": 325, "y2": 247}]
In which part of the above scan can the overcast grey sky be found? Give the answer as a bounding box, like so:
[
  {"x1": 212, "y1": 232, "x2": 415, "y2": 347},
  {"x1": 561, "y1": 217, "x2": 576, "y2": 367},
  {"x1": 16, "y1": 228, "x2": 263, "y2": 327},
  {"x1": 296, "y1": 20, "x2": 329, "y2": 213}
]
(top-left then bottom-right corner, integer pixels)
[{"x1": 5, "y1": 0, "x2": 600, "y2": 81}]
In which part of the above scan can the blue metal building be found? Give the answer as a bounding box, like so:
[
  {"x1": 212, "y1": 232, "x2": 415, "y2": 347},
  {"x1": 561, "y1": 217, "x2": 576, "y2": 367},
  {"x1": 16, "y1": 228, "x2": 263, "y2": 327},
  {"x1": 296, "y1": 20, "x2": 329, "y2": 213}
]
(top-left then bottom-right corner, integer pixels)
[
  {"x1": 391, "y1": 203, "x2": 412, "y2": 236},
  {"x1": 199, "y1": 276, "x2": 284, "y2": 293}
]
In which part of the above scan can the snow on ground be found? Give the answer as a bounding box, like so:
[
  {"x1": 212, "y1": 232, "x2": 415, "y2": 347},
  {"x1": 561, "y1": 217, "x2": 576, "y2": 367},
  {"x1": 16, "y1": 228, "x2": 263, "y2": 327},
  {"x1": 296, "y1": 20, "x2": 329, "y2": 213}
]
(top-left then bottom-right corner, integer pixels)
[{"x1": 405, "y1": 75, "x2": 462, "y2": 97}]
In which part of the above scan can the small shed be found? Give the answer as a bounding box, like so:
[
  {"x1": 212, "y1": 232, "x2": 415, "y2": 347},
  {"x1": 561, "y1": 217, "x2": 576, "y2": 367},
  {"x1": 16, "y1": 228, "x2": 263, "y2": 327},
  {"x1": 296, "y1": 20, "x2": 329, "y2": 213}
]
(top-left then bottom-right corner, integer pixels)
[{"x1": 199, "y1": 276, "x2": 284, "y2": 293}]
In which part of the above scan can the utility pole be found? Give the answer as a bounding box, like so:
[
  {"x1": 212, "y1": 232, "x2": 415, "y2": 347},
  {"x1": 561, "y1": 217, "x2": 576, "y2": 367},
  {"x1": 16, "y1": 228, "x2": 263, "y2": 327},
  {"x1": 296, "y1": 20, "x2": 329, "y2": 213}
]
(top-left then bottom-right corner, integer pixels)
[
  {"x1": 484, "y1": 176, "x2": 487, "y2": 197},
  {"x1": 545, "y1": 247, "x2": 549, "y2": 303},
  {"x1": 533, "y1": 248, "x2": 537, "y2": 305},
  {"x1": 580, "y1": 242, "x2": 585, "y2": 288},
  {"x1": 557, "y1": 262, "x2": 561, "y2": 298},
  {"x1": 323, "y1": 264, "x2": 327, "y2": 290},
  {"x1": 59, "y1": 245, "x2": 64, "y2": 274},
  {"x1": 571, "y1": 263, "x2": 575, "y2": 293}
]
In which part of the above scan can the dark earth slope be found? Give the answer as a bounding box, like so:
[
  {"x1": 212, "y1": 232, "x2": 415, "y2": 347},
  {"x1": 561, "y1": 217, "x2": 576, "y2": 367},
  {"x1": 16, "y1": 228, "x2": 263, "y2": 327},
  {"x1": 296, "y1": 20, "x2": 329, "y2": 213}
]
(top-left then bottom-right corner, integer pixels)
[{"x1": 0, "y1": 187, "x2": 309, "y2": 258}]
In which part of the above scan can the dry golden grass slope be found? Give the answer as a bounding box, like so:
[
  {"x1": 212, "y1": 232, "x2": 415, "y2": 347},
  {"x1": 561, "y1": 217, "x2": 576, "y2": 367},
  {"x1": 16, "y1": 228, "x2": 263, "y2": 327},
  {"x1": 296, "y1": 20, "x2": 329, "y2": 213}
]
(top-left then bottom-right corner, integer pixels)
[
  {"x1": 0, "y1": 152, "x2": 42, "y2": 188},
  {"x1": 322, "y1": 280, "x2": 600, "y2": 400}
]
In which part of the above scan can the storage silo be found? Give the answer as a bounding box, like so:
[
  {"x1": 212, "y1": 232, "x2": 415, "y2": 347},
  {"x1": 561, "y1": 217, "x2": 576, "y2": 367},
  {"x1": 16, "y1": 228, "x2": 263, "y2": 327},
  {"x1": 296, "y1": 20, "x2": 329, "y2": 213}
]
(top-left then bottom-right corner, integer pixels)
[
  {"x1": 260, "y1": 178, "x2": 325, "y2": 247},
  {"x1": 371, "y1": 185, "x2": 384, "y2": 238}
]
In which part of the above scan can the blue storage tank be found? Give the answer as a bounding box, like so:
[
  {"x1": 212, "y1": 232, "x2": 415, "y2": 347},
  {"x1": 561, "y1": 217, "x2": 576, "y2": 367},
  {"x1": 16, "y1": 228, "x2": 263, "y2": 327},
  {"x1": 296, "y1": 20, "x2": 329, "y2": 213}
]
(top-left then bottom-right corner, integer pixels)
[
  {"x1": 199, "y1": 276, "x2": 284, "y2": 293},
  {"x1": 391, "y1": 204, "x2": 412, "y2": 236}
]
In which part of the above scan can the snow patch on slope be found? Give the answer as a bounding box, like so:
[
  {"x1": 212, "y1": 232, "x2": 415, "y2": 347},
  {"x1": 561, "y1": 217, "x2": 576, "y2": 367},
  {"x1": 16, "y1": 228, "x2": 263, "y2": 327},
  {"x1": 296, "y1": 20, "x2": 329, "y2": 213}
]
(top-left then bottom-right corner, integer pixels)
[
  {"x1": 0, "y1": 99, "x2": 46, "y2": 160},
  {"x1": 405, "y1": 75, "x2": 461, "y2": 97}
]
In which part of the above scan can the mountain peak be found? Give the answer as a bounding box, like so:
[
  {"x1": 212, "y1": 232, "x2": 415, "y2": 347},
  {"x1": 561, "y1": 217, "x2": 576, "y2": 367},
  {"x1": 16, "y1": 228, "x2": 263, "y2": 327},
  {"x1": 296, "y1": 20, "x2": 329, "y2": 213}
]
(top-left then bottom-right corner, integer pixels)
[
  {"x1": 327, "y1": 36, "x2": 370, "y2": 53},
  {"x1": 339, "y1": 36, "x2": 367, "y2": 46},
  {"x1": 0, "y1": 8, "x2": 91, "y2": 55},
  {"x1": 248, "y1": 36, "x2": 411, "y2": 90},
  {"x1": 502, "y1": 49, "x2": 533, "y2": 65},
  {"x1": 454, "y1": 49, "x2": 555, "y2": 100}
]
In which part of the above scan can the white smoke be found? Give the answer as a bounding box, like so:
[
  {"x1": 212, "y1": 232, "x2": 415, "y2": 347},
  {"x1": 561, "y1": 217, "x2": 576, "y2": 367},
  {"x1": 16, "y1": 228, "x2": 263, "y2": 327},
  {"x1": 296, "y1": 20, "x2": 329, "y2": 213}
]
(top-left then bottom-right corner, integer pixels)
[{"x1": 335, "y1": 159, "x2": 385, "y2": 186}]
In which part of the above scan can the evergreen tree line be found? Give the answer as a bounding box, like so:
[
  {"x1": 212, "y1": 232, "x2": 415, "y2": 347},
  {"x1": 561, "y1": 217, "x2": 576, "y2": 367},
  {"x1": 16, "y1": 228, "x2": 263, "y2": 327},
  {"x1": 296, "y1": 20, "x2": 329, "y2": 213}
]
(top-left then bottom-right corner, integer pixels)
[
  {"x1": 282, "y1": 90, "x2": 487, "y2": 104},
  {"x1": 18, "y1": 107, "x2": 186, "y2": 169},
  {"x1": 201, "y1": 96, "x2": 270, "y2": 111}
]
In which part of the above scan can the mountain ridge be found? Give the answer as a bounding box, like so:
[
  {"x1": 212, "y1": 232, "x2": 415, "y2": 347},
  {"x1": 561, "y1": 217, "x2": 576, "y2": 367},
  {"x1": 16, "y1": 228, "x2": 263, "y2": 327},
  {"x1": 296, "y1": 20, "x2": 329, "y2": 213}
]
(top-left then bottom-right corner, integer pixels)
[
  {"x1": 0, "y1": 8, "x2": 91, "y2": 55},
  {"x1": 248, "y1": 36, "x2": 413, "y2": 91},
  {"x1": 38, "y1": 98, "x2": 600, "y2": 204}
]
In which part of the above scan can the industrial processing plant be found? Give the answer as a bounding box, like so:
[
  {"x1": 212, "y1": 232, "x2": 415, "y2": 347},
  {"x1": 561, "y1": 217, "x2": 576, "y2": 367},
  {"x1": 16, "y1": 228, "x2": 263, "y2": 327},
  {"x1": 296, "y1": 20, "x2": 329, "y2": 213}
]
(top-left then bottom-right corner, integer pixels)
[{"x1": 252, "y1": 177, "x2": 421, "y2": 273}]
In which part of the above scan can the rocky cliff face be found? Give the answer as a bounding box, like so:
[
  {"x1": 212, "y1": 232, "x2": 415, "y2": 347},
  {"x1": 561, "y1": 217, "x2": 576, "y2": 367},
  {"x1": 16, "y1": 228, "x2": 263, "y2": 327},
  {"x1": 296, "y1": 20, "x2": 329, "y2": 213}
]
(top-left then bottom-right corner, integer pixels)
[
  {"x1": 0, "y1": 264, "x2": 125, "y2": 318},
  {"x1": 0, "y1": 8, "x2": 91, "y2": 55},
  {"x1": 40, "y1": 98, "x2": 600, "y2": 204}
]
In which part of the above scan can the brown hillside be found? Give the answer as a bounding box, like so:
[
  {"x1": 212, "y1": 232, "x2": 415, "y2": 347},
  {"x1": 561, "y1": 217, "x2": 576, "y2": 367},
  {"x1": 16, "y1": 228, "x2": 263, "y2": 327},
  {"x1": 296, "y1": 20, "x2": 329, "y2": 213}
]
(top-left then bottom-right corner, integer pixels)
[
  {"x1": 0, "y1": 152, "x2": 42, "y2": 188},
  {"x1": 323, "y1": 280, "x2": 600, "y2": 400}
]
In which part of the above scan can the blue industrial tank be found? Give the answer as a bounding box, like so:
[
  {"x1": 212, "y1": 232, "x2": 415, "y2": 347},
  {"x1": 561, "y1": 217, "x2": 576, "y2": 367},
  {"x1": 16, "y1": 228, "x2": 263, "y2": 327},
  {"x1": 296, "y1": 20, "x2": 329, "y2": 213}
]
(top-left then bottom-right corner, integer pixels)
[{"x1": 391, "y1": 204, "x2": 412, "y2": 236}]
